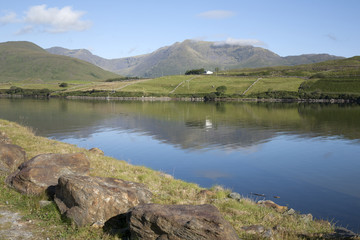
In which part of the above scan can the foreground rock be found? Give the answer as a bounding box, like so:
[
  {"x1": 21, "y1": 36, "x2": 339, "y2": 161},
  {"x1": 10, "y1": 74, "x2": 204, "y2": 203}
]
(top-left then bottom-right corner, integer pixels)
[
  {"x1": 54, "y1": 174, "x2": 152, "y2": 227},
  {"x1": 6, "y1": 153, "x2": 89, "y2": 195},
  {"x1": 0, "y1": 143, "x2": 26, "y2": 173},
  {"x1": 128, "y1": 203, "x2": 240, "y2": 240}
]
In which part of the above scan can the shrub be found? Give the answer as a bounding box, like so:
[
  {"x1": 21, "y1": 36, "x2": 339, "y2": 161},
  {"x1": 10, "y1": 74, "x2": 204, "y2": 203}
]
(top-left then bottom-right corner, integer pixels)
[
  {"x1": 185, "y1": 68, "x2": 205, "y2": 75},
  {"x1": 204, "y1": 92, "x2": 217, "y2": 101},
  {"x1": 216, "y1": 86, "x2": 227, "y2": 96},
  {"x1": 59, "y1": 82, "x2": 68, "y2": 88}
]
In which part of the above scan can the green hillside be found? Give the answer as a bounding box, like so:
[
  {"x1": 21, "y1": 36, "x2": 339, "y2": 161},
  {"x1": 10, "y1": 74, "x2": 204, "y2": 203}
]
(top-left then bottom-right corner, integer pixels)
[
  {"x1": 55, "y1": 56, "x2": 360, "y2": 102},
  {"x1": 0, "y1": 41, "x2": 119, "y2": 83}
]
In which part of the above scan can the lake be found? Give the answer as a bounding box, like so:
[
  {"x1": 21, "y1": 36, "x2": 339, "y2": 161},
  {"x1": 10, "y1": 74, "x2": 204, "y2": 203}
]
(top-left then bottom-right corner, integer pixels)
[{"x1": 1, "y1": 98, "x2": 359, "y2": 232}]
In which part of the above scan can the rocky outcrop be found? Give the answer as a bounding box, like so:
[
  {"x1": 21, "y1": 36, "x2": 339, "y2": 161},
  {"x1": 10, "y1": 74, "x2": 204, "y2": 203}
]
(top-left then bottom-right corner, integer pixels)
[
  {"x1": 6, "y1": 153, "x2": 90, "y2": 195},
  {"x1": 127, "y1": 203, "x2": 240, "y2": 240},
  {"x1": 54, "y1": 174, "x2": 152, "y2": 227},
  {"x1": 0, "y1": 143, "x2": 26, "y2": 172}
]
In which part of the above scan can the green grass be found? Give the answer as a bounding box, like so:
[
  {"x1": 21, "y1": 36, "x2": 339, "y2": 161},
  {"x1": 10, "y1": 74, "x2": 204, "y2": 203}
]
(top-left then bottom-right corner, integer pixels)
[
  {"x1": 224, "y1": 56, "x2": 360, "y2": 79},
  {"x1": 171, "y1": 75, "x2": 254, "y2": 95},
  {"x1": 0, "y1": 119, "x2": 336, "y2": 239},
  {"x1": 245, "y1": 77, "x2": 305, "y2": 95},
  {"x1": 122, "y1": 75, "x2": 190, "y2": 94},
  {"x1": 301, "y1": 77, "x2": 360, "y2": 94}
]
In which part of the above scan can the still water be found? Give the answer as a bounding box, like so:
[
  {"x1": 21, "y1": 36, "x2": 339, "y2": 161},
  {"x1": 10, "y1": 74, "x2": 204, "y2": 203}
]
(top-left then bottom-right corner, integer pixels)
[{"x1": 1, "y1": 98, "x2": 360, "y2": 232}]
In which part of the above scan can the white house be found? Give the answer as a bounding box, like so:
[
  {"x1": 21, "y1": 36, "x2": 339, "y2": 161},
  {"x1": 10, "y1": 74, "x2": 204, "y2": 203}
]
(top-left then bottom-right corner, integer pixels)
[{"x1": 205, "y1": 71, "x2": 213, "y2": 75}]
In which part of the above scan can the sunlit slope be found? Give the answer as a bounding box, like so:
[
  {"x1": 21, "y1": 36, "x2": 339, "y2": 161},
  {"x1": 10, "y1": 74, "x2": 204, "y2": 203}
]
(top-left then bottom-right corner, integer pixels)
[
  {"x1": 224, "y1": 56, "x2": 360, "y2": 95},
  {"x1": 0, "y1": 41, "x2": 119, "y2": 83},
  {"x1": 120, "y1": 75, "x2": 303, "y2": 96}
]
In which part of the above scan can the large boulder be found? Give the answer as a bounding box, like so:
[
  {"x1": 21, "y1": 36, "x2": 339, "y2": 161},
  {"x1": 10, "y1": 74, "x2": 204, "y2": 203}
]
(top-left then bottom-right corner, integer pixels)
[
  {"x1": 6, "y1": 153, "x2": 90, "y2": 195},
  {"x1": 0, "y1": 143, "x2": 26, "y2": 173},
  {"x1": 128, "y1": 203, "x2": 240, "y2": 240},
  {"x1": 54, "y1": 174, "x2": 152, "y2": 227}
]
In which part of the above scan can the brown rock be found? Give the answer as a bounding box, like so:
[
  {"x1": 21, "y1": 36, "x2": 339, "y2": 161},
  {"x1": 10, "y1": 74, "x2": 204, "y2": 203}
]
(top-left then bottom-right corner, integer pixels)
[
  {"x1": 257, "y1": 200, "x2": 288, "y2": 213},
  {"x1": 0, "y1": 143, "x2": 26, "y2": 173},
  {"x1": 128, "y1": 203, "x2": 240, "y2": 240},
  {"x1": 54, "y1": 174, "x2": 152, "y2": 227},
  {"x1": 89, "y1": 147, "x2": 104, "y2": 155},
  {"x1": 197, "y1": 189, "x2": 215, "y2": 204},
  {"x1": 197, "y1": 189, "x2": 215, "y2": 198},
  {"x1": 6, "y1": 153, "x2": 89, "y2": 195}
]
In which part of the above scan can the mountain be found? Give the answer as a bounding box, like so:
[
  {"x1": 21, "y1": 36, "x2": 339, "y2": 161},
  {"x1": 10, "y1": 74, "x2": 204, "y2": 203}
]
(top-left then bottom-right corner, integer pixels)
[
  {"x1": 0, "y1": 41, "x2": 119, "y2": 83},
  {"x1": 47, "y1": 40, "x2": 344, "y2": 78}
]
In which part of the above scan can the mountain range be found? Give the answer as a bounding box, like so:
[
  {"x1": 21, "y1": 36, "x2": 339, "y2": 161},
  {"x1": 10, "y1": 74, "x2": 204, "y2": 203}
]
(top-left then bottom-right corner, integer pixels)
[{"x1": 47, "y1": 40, "x2": 343, "y2": 78}]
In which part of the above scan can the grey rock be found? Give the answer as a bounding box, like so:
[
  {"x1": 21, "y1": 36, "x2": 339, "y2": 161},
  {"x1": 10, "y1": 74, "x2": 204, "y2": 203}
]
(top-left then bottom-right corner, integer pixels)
[
  {"x1": 128, "y1": 203, "x2": 240, "y2": 240},
  {"x1": 229, "y1": 192, "x2": 241, "y2": 201},
  {"x1": 262, "y1": 229, "x2": 273, "y2": 239},
  {"x1": 242, "y1": 225, "x2": 274, "y2": 239},
  {"x1": 54, "y1": 174, "x2": 152, "y2": 227},
  {"x1": 301, "y1": 213, "x2": 313, "y2": 223},
  {"x1": 241, "y1": 225, "x2": 265, "y2": 234},
  {"x1": 284, "y1": 208, "x2": 296, "y2": 215}
]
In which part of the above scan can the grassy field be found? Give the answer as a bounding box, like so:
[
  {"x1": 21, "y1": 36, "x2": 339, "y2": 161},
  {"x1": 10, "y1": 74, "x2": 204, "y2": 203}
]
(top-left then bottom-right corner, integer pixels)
[
  {"x1": 245, "y1": 77, "x2": 305, "y2": 95},
  {"x1": 54, "y1": 75, "x2": 304, "y2": 98},
  {"x1": 0, "y1": 119, "x2": 335, "y2": 239}
]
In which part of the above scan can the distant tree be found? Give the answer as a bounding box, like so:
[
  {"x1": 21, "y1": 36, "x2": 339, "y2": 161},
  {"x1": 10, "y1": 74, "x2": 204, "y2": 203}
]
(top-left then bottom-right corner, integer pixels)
[
  {"x1": 185, "y1": 68, "x2": 205, "y2": 75},
  {"x1": 59, "y1": 82, "x2": 68, "y2": 87}
]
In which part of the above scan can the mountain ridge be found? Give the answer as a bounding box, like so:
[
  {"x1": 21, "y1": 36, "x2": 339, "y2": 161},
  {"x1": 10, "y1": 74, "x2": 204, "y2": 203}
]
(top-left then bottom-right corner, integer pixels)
[{"x1": 46, "y1": 39, "x2": 344, "y2": 78}]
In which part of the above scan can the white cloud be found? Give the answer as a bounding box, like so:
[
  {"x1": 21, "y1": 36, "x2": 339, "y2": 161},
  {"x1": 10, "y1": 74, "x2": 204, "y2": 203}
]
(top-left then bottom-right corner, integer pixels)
[
  {"x1": 213, "y1": 38, "x2": 266, "y2": 47},
  {"x1": 24, "y1": 5, "x2": 91, "y2": 33},
  {"x1": 0, "y1": 12, "x2": 18, "y2": 25},
  {"x1": 197, "y1": 10, "x2": 235, "y2": 19}
]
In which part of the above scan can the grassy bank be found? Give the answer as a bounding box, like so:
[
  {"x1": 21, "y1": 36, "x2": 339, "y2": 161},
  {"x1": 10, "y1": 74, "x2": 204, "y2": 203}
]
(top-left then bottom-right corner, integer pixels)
[{"x1": 0, "y1": 119, "x2": 337, "y2": 239}]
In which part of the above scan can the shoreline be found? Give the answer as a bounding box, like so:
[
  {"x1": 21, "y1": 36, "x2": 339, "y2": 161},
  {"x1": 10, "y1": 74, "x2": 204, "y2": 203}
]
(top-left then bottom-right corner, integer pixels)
[
  {"x1": 1, "y1": 119, "x2": 353, "y2": 239},
  {"x1": 1, "y1": 93, "x2": 357, "y2": 104}
]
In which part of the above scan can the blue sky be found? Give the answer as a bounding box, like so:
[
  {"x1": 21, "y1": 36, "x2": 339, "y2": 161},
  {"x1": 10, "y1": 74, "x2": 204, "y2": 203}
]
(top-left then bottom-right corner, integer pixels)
[{"x1": 0, "y1": 0, "x2": 359, "y2": 59}]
